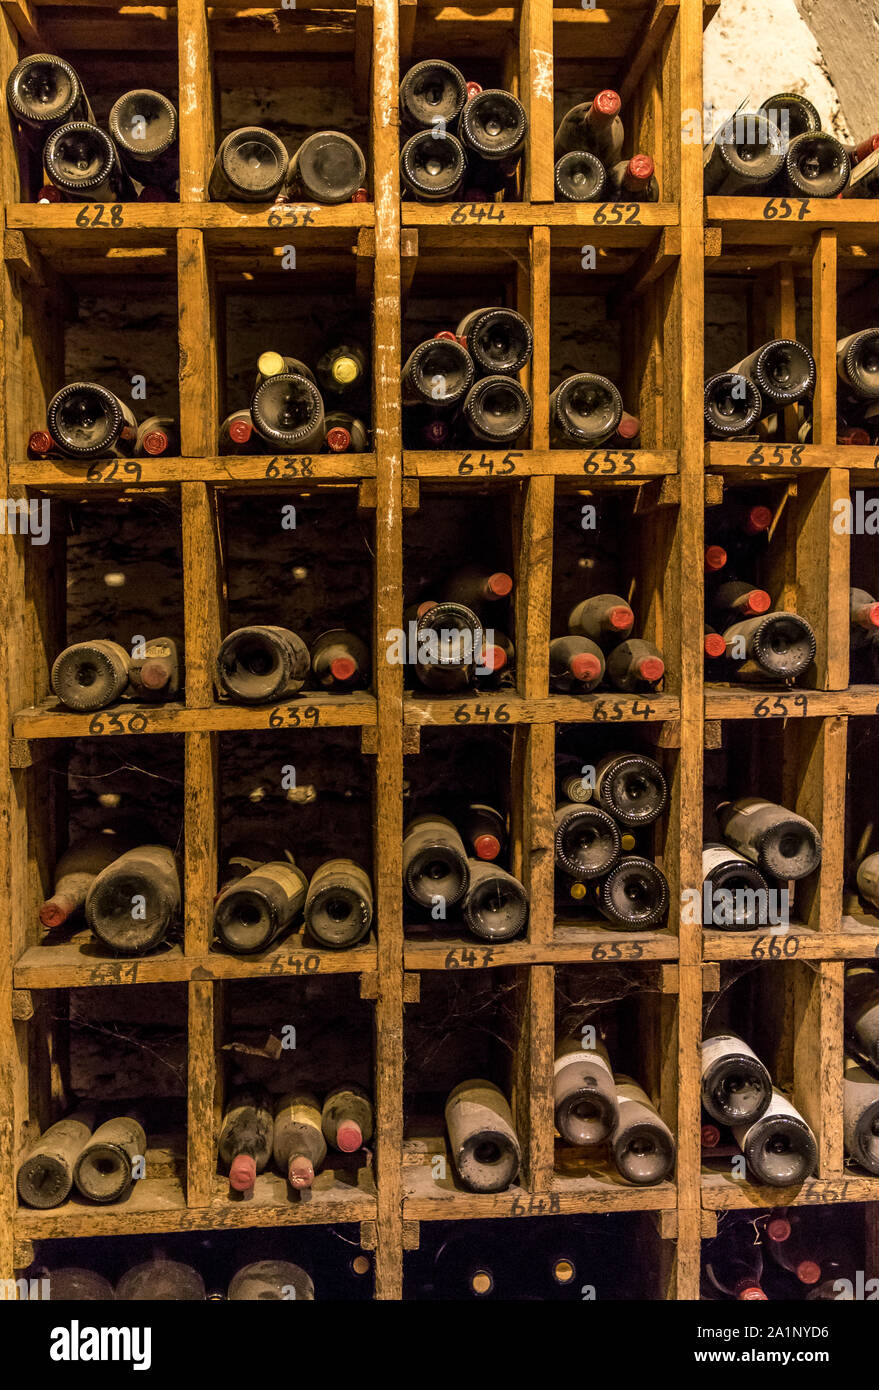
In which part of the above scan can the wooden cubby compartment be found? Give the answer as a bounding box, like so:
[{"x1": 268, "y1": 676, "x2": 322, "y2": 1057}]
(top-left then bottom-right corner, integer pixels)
[{"x1": 701, "y1": 1203, "x2": 873, "y2": 1298}]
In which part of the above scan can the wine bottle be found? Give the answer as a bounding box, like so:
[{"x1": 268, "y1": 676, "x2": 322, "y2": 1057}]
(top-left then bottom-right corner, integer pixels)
[
  {"x1": 701, "y1": 843, "x2": 770, "y2": 929},
  {"x1": 441, "y1": 566, "x2": 512, "y2": 611},
  {"x1": 594, "y1": 750, "x2": 668, "y2": 827},
  {"x1": 51, "y1": 639, "x2": 131, "y2": 711},
  {"x1": 850, "y1": 587, "x2": 879, "y2": 650},
  {"x1": 554, "y1": 150, "x2": 606, "y2": 202},
  {"x1": 846, "y1": 965, "x2": 879, "y2": 1066},
  {"x1": 703, "y1": 1223, "x2": 768, "y2": 1300},
  {"x1": 704, "y1": 626, "x2": 727, "y2": 663},
  {"x1": 316, "y1": 339, "x2": 368, "y2": 398},
  {"x1": 455, "y1": 307, "x2": 533, "y2": 378},
  {"x1": 400, "y1": 129, "x2": 467, "y2": 201},
  {"x1": 310, "y1": 629, "x2": 369, "y2": 690},
  {"x1": 6, "y1": 53, "x2": 91, "y2": 136},
  {"x1": 217, "y1": 1086, "x2": 273, "y2": 1192},
  {"x1": 227, "y1": 1260, "x2": 314, "y2": 1301},
  {"x1": 214, "y1": 858, "x2": 308, "y2": 955},
  {"x1": 837, "y1": 329, "x2": 879, "y2": 399},
  {"x1": 841, "y1": 146, "x2": 879, "y2": 198},
  {"x1": 250, "y1": 372, "x2": 325, "y2": 451},
  {"x1": 445, "y1": 1079, "x2": 521, "y2": 1193},
  {"x1": 550, "y1": 374, "x2": 624, "y2": 446},
  {"x1": 287, "y1": 131, "x2": 366, "y2": 204},
  {"x1": 127, "y1": 636, "x2": 180, "y2": 700},
  {"x1": 73, "y1": 1111, "x2": 146, "y2": 1204},
  {"x1": 459, "y1": 90, "x2": 527, "y2": 185},
  {"x1": 610, "y1": 1075, "x2": 676, "y2": 1185},
  {"x1": 324, "y1": 412, "x2": 368, "y2": 452},
  {"x1": 568, "y1": 594, "x2": 634, "y2": 646},
  {"x1": 554, "y1": 90, "x2": 623, "y2": 164},
  {"x1": 399, "y1": 59, "x2": 468, "y2": 132},
  {"x1": 44, "y1": 122, "x2": 132, "y2": 201},
  {"x1": 606, "y1": 154, "x2": 659, "y2": 202},
  {"x1": 758, "y1": 92, "x2": 821, "y2": 140},
  {"x1": 215, "y1": 625, "x2": 310, "y2": 704},
  {"x1": 764, "y1": 1209, "x2": 826, "y2": 1287},
  {"x1": 732, "y1": 1088, "x2": 818, "y2": 1186},
  {"x1": 403, "y1": 814, "x2": 470, "y2": 908},
  {"x1": 856, "y1": 851, "x2": 879, "y2": 909},
  {"x1": 219, "y1": 409, "x2": 255, "y2": 452},
  {"x1": 556, "y1": 763, "x2": 595, "y2": 805},
  {"x1": 17, "y1": 1110, "x2": 95, "y2": 1209},
  {"x1": 108, "y1": 90, "x2": 178, "y2": 191},
  {"x1": 253, "y1": 352, "x2": 315, "y2": 389},
  {"x1": 273, "y1": 1090, "x2": 327, "y2": 1189},
  {"x1": 729, "y1": 340, "x2": 816, "y2": 408},
  {"x1": 134, "y1": 416, "x2": 178, "y2": 456},
  {"x1": 605, "y1": 638, "x2": 665, "y2": 692},
  {"x1": 462, "y1": 804, "x2": 506, "y2": 861},
  {"x1": 116, "y1": 1259, "x2": 205, "y2": 1301},
  {"x1": 304, "y1": 859, "x2": 373, "y2": 948},
  {"x1": 458, "y1": 376, "x2": 531, "y2": 445},
  {"x1": 712, "y1": 580, "x2": 771, "y2": 617},
  {"x1": 704, "y1": 371, "x2": 763, "y2": 437},
  {"x1": 549, "y1": 635, "x2": 605, "y2": 692},
  {"x1": 321, "y1": 1084, "x2": 374, "y2": 1153},
  {"x1": 843, "y1": 1055, "x2": 879, "y2": 1175},
  {"x1": 553, "y1": 1034, "x2": 618, "y2": 1146},
  {"x1": 778, "y1": 131, "x2": 849, "y2": 198},
  {"x1": 701, "y1": 1033, "x2": 772, "y2": 1126},
  {"x1": 461, "y1": 860, "x2": 528, "y2": 941},
  {"x1": 595, "y1": 855, "x2": 669, "y2": 928},
  {"x1": 554, "y1": 802, "x2": 621, "y2": 880},
  {"x1": 614, "y1": 411, "x2": 641, "y2": 445},
  {"x1": 718, "y1": 797, "x2": 822, "y2": 880},
  {"x1": 39, "y1": 832, "x2": 129, "y2": 929},
  {"x1": 411, "y1": 600, "x2": 483, "y2": 690},
  {"x1": 46, "y1": 382, "x2": 138, "y2": 459},
  {"x1": 84, "y1": 844, "x2": 181, "y2": 955},
  {"x1": 702, "y1": 112, "x2": 785, "y2": 194},
  {"x1": 402, "y1": 336, "x2": 474, "y2": 407},
  {"x1": 209, "y1": 127, "x2": 288, "y2": 201},
  {"x1": 432, "y1": 1231, "x2": 502, "y2": 1299},
  {"x1": 45, "y1": 1268, "x2": 115, "y2": 1300},
  {"x1": 705, "y1": 544, "x2": 727, "y2": 573},
  {"x1": 721, "y1": 611, "x2": 816, "y2": 683}
]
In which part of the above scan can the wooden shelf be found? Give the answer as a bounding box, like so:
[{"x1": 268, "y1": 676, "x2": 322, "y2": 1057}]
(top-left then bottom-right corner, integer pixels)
[
  {"x1": 701, "y1": 1171, "x2": 879, "y2": 1210},
  {"x1": 6, "y1": 202, "x2": 376, "y2": 235},
  {"x1": 404, "y1": 448, "x2": 678, "y2": 479},
  {"x1": 11, "y1": 454, "x2": 376, "y2": 489},
  {"x1": 12, "y1": 694, "x2": 378, "y2": 741},
  {"x1": 403, "y1": 692, "x2": 678, "y2": 726},
  {"x1": 403, "y1": 925, "x2": 678, "y2": 970}
]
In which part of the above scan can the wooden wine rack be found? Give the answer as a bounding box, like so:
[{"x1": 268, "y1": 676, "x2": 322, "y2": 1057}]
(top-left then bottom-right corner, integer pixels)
[{"x1": 2, "y1": 0, "x2": 879, "y2": 1302}]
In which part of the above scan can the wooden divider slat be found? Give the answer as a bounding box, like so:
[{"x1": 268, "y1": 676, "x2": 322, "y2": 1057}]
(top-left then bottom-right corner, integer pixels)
[
  {"x1": 519, "y1": 0, "x2": 555, "y2": 203},
  {"x1": 178, "y1": 0, "x2": 215, "y2": 204}
]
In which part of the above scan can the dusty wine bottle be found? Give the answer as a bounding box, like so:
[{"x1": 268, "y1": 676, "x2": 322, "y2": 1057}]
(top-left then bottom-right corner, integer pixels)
[
  {"x1": 455, "y1": 307, "x2": 533, "y2": 377},
  {"x1": 549, "y1": 635, "x2": 605, "y2": 692},
  {"x1": 399, "y1": 59, "x2": 468, "y2": 132},
  {"x1": 459, "y1": 90, "x2": 527, "y2": 183},
  {"x1": 554, "y1": 150, "x2": 606, "y2": 202},
  {"x1": 287, "y1": 131, "x2": 366, "y2": 204},
  {"x1": 856, "y1": 851, "x2": 879, "y2": 909},
  {"x1": 109, "y1": 89, "x2": 178, "y2": 190},
  {"x1": 553, "y1": 1034, "x2": 618, "y2": 1146},
  {"x1": 758, "y1": 92, "x2": 821, "y2": 140},
  {"x1": 461, "y1": 804, "x2": 506, "y2": 861},
  {"x1": 227, "y1": 1260, "x2": 315, "y2": 1301},
  {"x1": 321, "y1": 1084, "x2": 374, "y2": 1152},
  {"x1": 445, "y1": 1079, "x2": 521, "y2": 1192},
  {"x1": 214, "y1": 858, "x2": 308, "y2": 955},
  {"x1": 554, "y1": 90, "x2": 623, "y2": 164},
  {"x1": 17, "y1": 1110, "x2": 95, "y2": 1209},
  {"x1": 732, "y1": 1088, "x2": 818, "y2": 1186},
  {"x1": 701, "y1": 843, "x2": 771, "y2": 928},
  {"x1": 595, "y1": 855, "x2": 669, "y2": 928},
  {"x1": 850, "y1": 587, "x2": 879, "y2": 650},
  {"x1": 215, "y1": 625, "x2": 310, "y2": 704},
  {"x1": 550, "y1": 373, "x2": 624, "y2": 446},
  {"x1": 703, "y1": 1223, "x2": 768, "y2": 1300},
  {"x1": 324, "y1": 411, "x2": 368, "y2": 452},
  {"x1": 701, "y1": 1033, "x2": 772, "y2": 1125},
  {"x1": 44, "y1": 121, "x2": 132, "y2": 201},
  {"x1": 729, "y1": 340, "x2": 816, "y2": 408},
  {"x1": 712, "y1": 580, "x2": 772, "y2": 617},
  {"x1": 568, "y1": 594, "x2": 634, "y2": 646},
  {"x1": 400, "y1": 128, "x2": 467, "y2": 201},
  {"x1": 704, "y1": 371, "x2": 763, "y2": 437},
  {"x1": 273, "y1": 1090, "x2": 327, "y2": 1189},
  {"x1": 846, "y1": 965, "x2": 879, "y2": 1066},
  {"x1": 837, "y1": 329, "x2": 879, "y2": 398},
  {"x1": 46, "y1": 382, "x2": 138, "y2": 459},
  {"x1": 116, "y1": 1258, "x2": 205, "y2": 1301},
  {"x1": 718, "y1": 797, "x2": 822, "y2": 880},
  {"x1": 702, "y1": 111, "x2": 785, "y2": 194},
  {"x1": 402, "y1": 336, "x2": 474, "y2": 407},
  {"x1": 39, "y1": 832, "x2": 128, "y2": 929},
  {"x1": 219, "y1": 409, "x2": 255, "y2": 452},
  {"x1": 403, "y1": 814, "x2": 471, "y2": 908},
  {"x1": 304, "y1": 859, "x2": 373, "y2": 948},
  {"x1": 85, "y1": 844, "x2": 181, "y2": 955},
  {"x1": 310, "y1": 629, "x2": 369, "y2": 690},
  {"x1": 250, "y1": 372, "x2": 325, "y2": 451},
  {"x1": 73, "y1": 1111, "x2": 146, "y2": 1204},
  {"x1": 218, "y1": 1086, "x2": 274, "y2": 1192},
  {"x1": 127, "y1": 636, "x2": 180, "y2": 701},
  {"x1": 6, "y1": 53, "x2": 91, "y2": 136},
  {"x1": 51, "y1": 639, "x2": 131, "y2": 711},
  {"x1": 610, "y1": 1075, "x2": 676, "y2": 1185},
  {"x1": 412, "y1": 600, "x2": 484, "y2": 690},
  {"x1": 316, "y1": 339, "x2": 368, "y2": 397},
  {"x1": 134, "y1": 416, "x2": 178, "y2": 457},
  {"x1": 554, "y1": 802, "x2": 621, "y2": 880},
  {"x1": 779, "y1": 131, "x2": 849, "y2": 198},
  {"x1": 605, "y1": 638, "x2": 665, "y2": 692},
  {"x1": 841, "y1": 146, "x2": 879, "y2": 198},
  {"x1": 461, "y1": 860, "x2": 528, "y2": 941},
  {"x1": 722, "y1": 611, "x2": 816, "y2": 683},
  {"x1": 441, "y1": 565, "x2": 512, "y2": 611},
  {"x1": 209, "y1": 127, "x2": 288, "y2": 201},
  {"x1": 843, "y1": 1055, "x2": 879, "y2": 1175},
  {"x1": 606, "y1": 154, "x2": 659, "y2": 202},
  {"x1": 594, "y1": 750, "x2": 668, "y2": 827},
  {"x1": 459, "y1": 376, "x2": 531, "y2": 445},
  {"x1": 45, "y1": 1268, "x2": 115, "y2": 1300}
]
